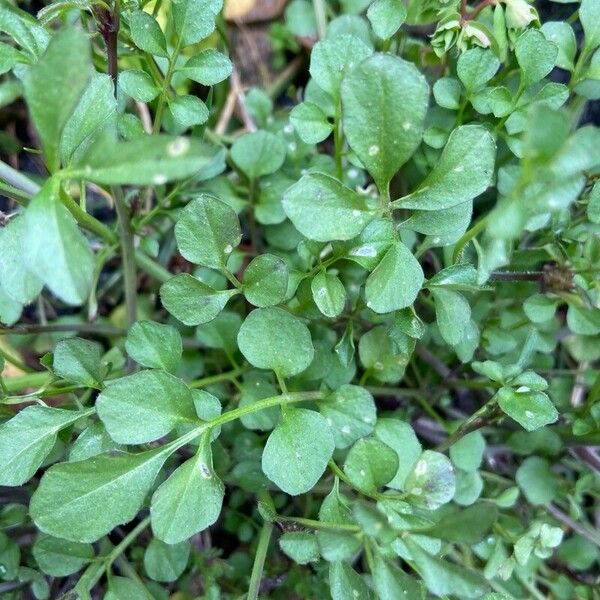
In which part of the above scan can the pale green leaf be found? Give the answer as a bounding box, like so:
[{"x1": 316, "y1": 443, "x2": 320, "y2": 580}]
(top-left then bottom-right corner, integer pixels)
[
  {"x1": 319, "y1": 385, "x2": 376, "y2": 449},
  {"x1": 497, "y1": 387, "x2": 559, "y2": 432},
  {"x1": 118, "y1": 69, "x2": 159, "y2": 102},
  {"x1": 178, "y1": 49, "x2": 233, "y2": 85},
  {"x1": 230, "y1": 130, "x2": 286, "y2": 179},
  {"x1": 457, "y1": 48, "x2": 500, "y2": 94},
  {"x1": 23, "y1": 28, "x2": 91, "y2": 171},
  {"x1": 53, "y1": 337, "x2": 103, "y2": 387},
  {"x1": 32, "y1": 536, "x2": 93, "y2": 577},
  {"x1": 172, "y1": 0, "x2": 222, "y2": 47},
  {"x1": 341, "y1": 53, "x2": 429, "y2": 192},
  {"x1": 23, "y1": 179, "x2": 94, "y2": 306},
  {"x1": 262, "y1": 408, "x2": 334, "y2": 495},
  {"x1": 289, "y1": 101, "x2": 333, "y2": 144},
  {"x1": 283, "y1": 172, "x2": 375, "y2": 242},
  {"x1": 0, "y1": 406, "x2": 90, "y2": 486},
  {"x1": 169, "y1": 95, "x2": 209, "y2": 129},
  {"x1": 394, "y1": 125, "x2": 496, "y2": 211},
  {"x1": 96, "y1": 370, "x2": 196, "y2": 444},
  {"x1": 151, "y1": 437, "x2": 224, "y2": 544},
  {"x1": 431, "y1": 288, "x2": 471, "y2": 346},
  {"x1": 329, "y1": 562, "x2": 372, "y2": 600},
  {"x1": 125, "y1": 320, "x2": 182, "y2": 372},
  {"x1": 515, "y1": 29, "x2": 558, "y2": 86},
  {"x1": 367, "y1": 0, "x2": 407, "y2": 40},
  {"x1": 372, "y1": 551, "x2": 424, "y2": 600},
  {"x1": 128, "y1": 10, "x2": 167, "y2": 57},
  {"x1": 175, "y1": 195, "x2": 241, "y2": 269},
  {"x1": 580, "y1": 0, "x2": 600, "y2": 53},
  {"x1": 237, "y1": 307, "x2": 314, "y2": 377},
  {"x1": 243, "y1": 254, "x2": 288, "y2": 307},
  {"x1": 365, "y1": 240, "x2": 424, "y2": 313},
  {"x1": 279, "y1": 532, "x2": 320, "y2": 565},
  {"x1": 0, "y1": 216, "x2": 43, "y2": 305},
  {"x1": 404, "y1": 451, "x2": 456, "y2": 510},
  {"x1": 343, "y1": 438, "x2": 398, "y2": 492},
  {"x1": 160, "y1": 274, "x2": 238, "y2": 326},
  {"x1": 311, "y1": 271, "x2": 346, "y2": 317},
  {"x1": 30, "y1": 447, "x2": 172, "y2": 542},
  {"x1": 143, "y1": 539, "x2": 189, "y2": 582}
]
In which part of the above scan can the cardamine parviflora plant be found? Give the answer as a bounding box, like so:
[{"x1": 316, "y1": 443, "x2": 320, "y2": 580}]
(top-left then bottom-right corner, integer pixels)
[{"x1": 0, "y1": 0, "x2": 599, "y2": 598}]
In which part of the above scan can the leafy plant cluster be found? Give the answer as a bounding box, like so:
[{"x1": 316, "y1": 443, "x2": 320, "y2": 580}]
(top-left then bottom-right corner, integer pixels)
[{"x1": 0, "y1": 0, "x2": 599, "y2": 598}]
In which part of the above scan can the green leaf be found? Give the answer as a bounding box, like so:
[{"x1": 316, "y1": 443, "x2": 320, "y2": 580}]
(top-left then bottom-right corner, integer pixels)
[
  {"x1": 289, "y1": 101, "x2": 333, "y2": 144},
  {"x1": 341, "y1": 53, "x2": 429, "y2": 193},
  {"x1": 230, "y1": 130, "x2": 286, "y2": 179},
  {"x1": 71, "y1": 136, "x2": 224, "y2": 186},
  {"x1": 541, "y1": 21, "x2": 576, "y2": 71},
  {"x1": 262, "y1": 408, "x2": 334, "y2": 495},
  {"x1": 69, "y1": 421, "x2": 121, "y2": 462},
  {"x1": 125, "y1": 321, "x2": 182, "y2": 372},
  {"x1": 175, "y1": 195, "x2": 241, "y2": 269},
  {"x1": 160, "y1": 274, "x2": 238, "y2": 326},
  {"x1": 567, "y1": 304, "x2": 600, "y2": 335},
  {"x1": 23, "y1": 28, "x2": 91, "y2": 171},
  {"x1": 0, "y1": 407, "x2": 90, "y2": 486},
  {"x1": 515, "y1": 29, "x2": 558, "y2": 86},
  {"x1": 431, "y1": 288, "x2": 471, "y2": 346},
  {"x1": 395, "y1": 125, "x2": 496, "y2": 211},
  {"x1": 418, "y1": 502, "x2": 498, "y2": 544},
  {"x1": 342, "y1": 218, "x2": 395, "y2": 270},
  {"x1": 53, "y1": 337, "x2": 103, "y2": 387},
  {"x1": 151, "y1": 436, "x2": 224, "y2": 544},
  {"x1": 279, "y1": 532, "x2": 320, "y2": 565},
  {"x1": 329, "y1": 562, "x2": 372, "y2": 600},
  {"x1": 283, "y1": 172, "x2": 375, "y2": 242},
  {"x1": 311, "y1": 271, "x2": 346, "y2": 317},
  {"x1": 371, "y1": 551, "x2": 424, "y2": 600},
  {"x1": 374, "y1": 419, "x2": 421, "y2": 490},
  {"x1": 30, "y1": 446, "x2": 172, "y2": 542},
  {"x1": 588, "y1": 181, "x2": 600, "y2": 224},
  {"x1": 195, "y1": 310, "x2": 242, "y2": 354},
  {"x1": 404, "y1": 450, "x2": 456, "y2": 510},
  {"x1": 515, "y1": 456, "x2": 557, "y2": 505},
  {"x1": 523, "y1": 294, "x2": 558, "y2": 323},
  {"x1": 0, "y1": 216, "x2": 43, "y2": 305},
  {"x1": 367, "y1": 0, "x2": 407, "y2": 40},
  {"x1": 580, "y1": 0, "x2": 600, "y2": 53},
  {"x1": 433, "y1": 77, "x2": 462, "y2": 109},
  {"x1": 118, "y1": 69, "x2": 159, "y2": 102},
  {"x1": 32, "y1": 535, "x2": 93, "y2": 577},
  {"x1": 457, "y1": 48, "x2": 500, "y2": 94},
  {"x1": 0, "y1": 287, "x2": 22, "y2": 326},
  {"x1": 143, "y1": 539, "x2": 190, "y2": 582},
  {"x1": 96, "y1": 370, "x2": 196, "y2": 444},
  {"x1": 309, "y1": 34, "x2": 372, "y2": 99},
  {"x1": 169, "y1": 95, "x2": 209, "y2": 129},
  {"x1": 178, "y1": 49, "x2": 232, "y2": 85},
  {"x1": 365, "y1": 240, "x2": 424, "y2": 313},
  {"x1": 105, "y1": 576, "x2": 148, "y2": 600},
  {"x1": 59, "y1": 74, "x2": 117, "y2": 166},
  {"x1": 172, "y1": 0, "x2": 222, "y2": 47},
  {"x1": 128, "y1": 10, "x2": 168, "y2": 57},
  {"x1": 23, "y1": 179, "x2": 94, "y2": 306},
  {"x1": 343, "y1": 438, "x2": 398, "y2": 493},
  {"x1": 243, "y1": 254, "x2": 288, "y2": 307},
  {"x1": 237, "y1": 307, "x2": 314, "y2": 377},
  {"x1": 358, "y1": 325, "x2": 413, "y2": 383},
  {"x1": 497, "y1": 387, "x2": 558, "y2": 432},
  {"x1": 449, "y1": 431, "x2": 485, "y2": 471},
  {"x1": 404, "y1": 537, "x2": 489, "y2": 598},
  {"x1": 318, "y1": 385, "x2": 376, "y2": 449}
]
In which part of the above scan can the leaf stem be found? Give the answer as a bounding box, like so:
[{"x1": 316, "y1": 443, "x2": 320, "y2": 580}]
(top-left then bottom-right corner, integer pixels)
[
  {"x1": 112, "y1": 186, "x2": 137, "y2": 328},
  {"x1": 153, "y1": 37, "x2": 183, "y2": 133},
  {"x1": 312, "y1": 0, "x2": 327, "y2": 39},
  {"x1": 247, "y1": 521, "x2": 273, "y2": 600},
  {"x1": 189, "y1": 366, "x2": 248, "y2": 389}
]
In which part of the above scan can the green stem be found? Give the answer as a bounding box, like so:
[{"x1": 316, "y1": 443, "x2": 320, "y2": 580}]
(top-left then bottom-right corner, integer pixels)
[
  {"x1": 0, "y1": 323, "x2": 125, "y2": 337},
  {"x1": 153, "y1": 37, "x2": 183, "y2": 133},
  {"x1": 76, "y1": 516, "x2": 151, "y2": 593},
  {"x1": 0, "y1": 160, "x2": 41, "y2": 196},
  {"x1": 189, "y1": 366, "x2": 248, "y2": 389},
  {"x1": 333, "y1": 100, "x2": 343, "y2": 179},
  {"x1": 0, "y1": 347, "x2": 30, "y2": 372},
  {"x1": 312, "y1": 0, "x2": 327, "y2": 39},
  {"x1": 247, "y1": 521, "x2": 273, "y2": 600},
  {"x1": 112, "y1": 186, "x2": 137, "y2": 328},
  {"x1": 277, "y1": 515, "x2": 360, "y2": 532},
  {"x1": 2, "y1": 371, "x2": 52, "y2": 393},
  {"x1": 452, "y1": 215, "x2": 488, "y2": 262}
]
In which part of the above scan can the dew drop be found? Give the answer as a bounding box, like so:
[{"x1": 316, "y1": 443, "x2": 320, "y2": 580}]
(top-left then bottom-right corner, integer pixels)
[
  {"x1": 167, "y1": 136, "x2": 190, "y2": 157},
  {"x1": 153, "y1": 174, "x2": 167, "y2": 185},
  {"x1": 368, "y1": 145, "x2": 380, "y2": 156}
]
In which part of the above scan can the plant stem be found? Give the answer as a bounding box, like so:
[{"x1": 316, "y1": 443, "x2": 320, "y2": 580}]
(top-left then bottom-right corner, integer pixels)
[
  {"x1": 0, "y1": 347, "x2": 30, "y2": 372},
  {"x1": 0, "y1": 323, "x2": 125, "y2": 336},
  {"x1": 278, "y1": 515, "x2": 360, "y2": 532},
  {"x1": 312, "y1": 0, "x2": 327, "y2": 39},
  {"x1": 334, "y1": 100, "x2": 343, "y2": 179},
  {"x1": 112, "y1": 186, "x2": 137, "y2": 328},
  {"x1": 77, "y1": 516, "x2": 151, "y2": 593},
  {"x1": 0, "y1": 161, "x2": 41, "y2": 196},
  {"x1": 1, "y1": 371, "x2": 51, "y2": 393},
  {"x1": 247, "y1": 521, "x2": 273, "y2": 600},
  {"x1": 436, "y1": 400, "x2": 501, "y2": 452},
  {"x1": 153, "y1": 37, "x2": 183, "y2": 133},
  {"x1": 189, "y1": 366, "x2": 248, "y2": 389}
]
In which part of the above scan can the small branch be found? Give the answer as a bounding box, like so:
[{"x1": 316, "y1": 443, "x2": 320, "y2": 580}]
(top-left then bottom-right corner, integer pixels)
[
  {"x1": 112, "y1": 187, "x2": 138, "y2": 329},
  {"x1": 490, "y1": 271, "x2": 544, "y2": 282},
  {"x1": 247, "y1": 522, "x2": 273, "y2": 600},
  {"x1": 0, "y1": 323, "x2": 125, "y2": 336},
  {"x1": 312, "y1": 0, "x2": 327, "y2": 39},
  {"x1": 232, "y1": 68, "x2": 256, "y2": 132},
  {"x1": 545, "y1": 503, "x2": 600, "y2": 548}
]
